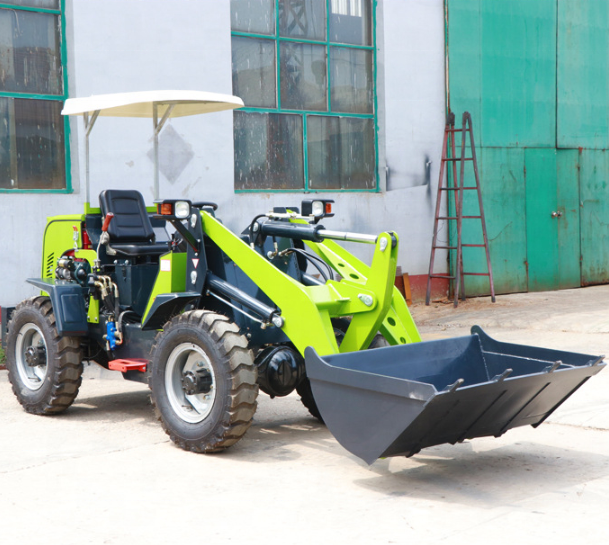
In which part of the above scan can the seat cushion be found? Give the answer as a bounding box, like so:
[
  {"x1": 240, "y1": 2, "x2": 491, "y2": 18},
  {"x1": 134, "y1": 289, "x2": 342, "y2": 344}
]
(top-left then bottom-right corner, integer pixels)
[
  {"x1": 111, "y1": 242, "x2": 170, "y2": 256},
  {"x1": 99, "y1": 189, "x2": 154, "y2": 242}
]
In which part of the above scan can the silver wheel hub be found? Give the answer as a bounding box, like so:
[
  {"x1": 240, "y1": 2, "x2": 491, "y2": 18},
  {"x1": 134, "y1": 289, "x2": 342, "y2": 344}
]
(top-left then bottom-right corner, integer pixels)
[
  {"x1": 165, "y1": 343, "x2": 216, "y2": 424},
  {"x1": 15, "y1": 323, "x2": 48, "y2": 391}
]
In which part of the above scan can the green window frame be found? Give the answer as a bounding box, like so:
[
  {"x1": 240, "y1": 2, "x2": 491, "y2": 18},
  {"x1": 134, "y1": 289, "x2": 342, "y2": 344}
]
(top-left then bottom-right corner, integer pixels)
[
  {"x1": 231, "y1": 0, "x2": 378, "y2": 193},
  {"x1": 0, "y1": 0, "x2": 71, "y2": 193}
]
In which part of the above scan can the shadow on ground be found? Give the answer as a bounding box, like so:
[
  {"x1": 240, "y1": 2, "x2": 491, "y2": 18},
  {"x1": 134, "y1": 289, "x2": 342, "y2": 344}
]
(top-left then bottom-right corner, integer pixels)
[{"x1": 355, "y1": 440, "x2": 609, "y2": 506}]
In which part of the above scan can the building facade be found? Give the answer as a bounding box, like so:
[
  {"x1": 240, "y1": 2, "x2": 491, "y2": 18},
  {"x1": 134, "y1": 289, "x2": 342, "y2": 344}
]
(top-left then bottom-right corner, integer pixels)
[{"x1": 1, "y1": 0, "x2": 607, "y2": 308}]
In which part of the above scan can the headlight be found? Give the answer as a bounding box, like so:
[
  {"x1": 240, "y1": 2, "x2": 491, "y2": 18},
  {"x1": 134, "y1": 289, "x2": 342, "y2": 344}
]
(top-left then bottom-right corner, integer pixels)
[
  {"x1": 311, "y1": 200, "x2": 325, "y2": 217},
  {"x1": 301, "y1": 199, "x2": 335, "y2": 223},
  {"x1": 155, "y1": 199, "x2": 193, "y2": 221},
  {"x1": 174, "y1": 201, "x2": 191, "y2": 219}
]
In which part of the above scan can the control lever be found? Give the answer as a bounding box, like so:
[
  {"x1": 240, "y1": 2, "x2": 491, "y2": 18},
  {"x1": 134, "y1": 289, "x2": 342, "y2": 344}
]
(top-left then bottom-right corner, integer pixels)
[
  {"x1": 96, "y1": 212, "x2": 115, "y2": 269},
  {"x1": 102, "y1": 212, "x2": 114, "y2": 232}
]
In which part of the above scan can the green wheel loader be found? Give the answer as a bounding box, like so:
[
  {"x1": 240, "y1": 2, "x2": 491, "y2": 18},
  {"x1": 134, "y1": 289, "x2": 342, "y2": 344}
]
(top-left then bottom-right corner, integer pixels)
[{"x1": 3, "y1": 92, "x2": 605, "y2": 464}]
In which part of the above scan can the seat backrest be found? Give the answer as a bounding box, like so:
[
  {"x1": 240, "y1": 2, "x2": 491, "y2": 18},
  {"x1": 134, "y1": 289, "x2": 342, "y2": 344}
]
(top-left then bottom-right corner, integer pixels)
[{"x1": 99, "y1": 189, "x2": 154, "y2": 242}]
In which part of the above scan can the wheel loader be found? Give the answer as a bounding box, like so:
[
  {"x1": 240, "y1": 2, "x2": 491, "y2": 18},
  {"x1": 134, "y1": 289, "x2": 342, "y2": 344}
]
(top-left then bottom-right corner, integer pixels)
[{"x1": 2, "y1": 91, "x2": 605, "y2": 464}]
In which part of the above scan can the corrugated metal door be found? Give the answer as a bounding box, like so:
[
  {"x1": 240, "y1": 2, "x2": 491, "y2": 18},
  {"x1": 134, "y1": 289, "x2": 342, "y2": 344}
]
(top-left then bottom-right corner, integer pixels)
[
  {"x1": 447, "y1": 0, "x2": 607, "y2": 294},
  {"x1": 557, "y1": 0, "x2": 609, "y2": 285},
  {"x1": 525, "y1": 149, "x2": 581, "y2": 291}
]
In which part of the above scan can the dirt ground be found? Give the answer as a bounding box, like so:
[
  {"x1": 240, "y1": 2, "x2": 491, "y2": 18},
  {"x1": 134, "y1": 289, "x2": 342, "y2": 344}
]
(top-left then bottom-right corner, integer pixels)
[{"x1": 1, "y1": 286, "x2": 609, "y2": 544}]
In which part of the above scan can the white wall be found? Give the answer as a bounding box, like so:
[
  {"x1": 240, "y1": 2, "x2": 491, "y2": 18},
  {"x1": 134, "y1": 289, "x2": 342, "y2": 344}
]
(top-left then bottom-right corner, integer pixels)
[{"x1": 0, "y1": 0, "x2": 446, "y2": 308}]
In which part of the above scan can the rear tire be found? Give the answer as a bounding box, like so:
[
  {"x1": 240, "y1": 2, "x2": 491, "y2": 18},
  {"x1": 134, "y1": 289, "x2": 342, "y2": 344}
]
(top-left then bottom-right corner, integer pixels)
[
  {"x1": 297, "y1": 318, "x2": 389, "y2": 423},
  {"x1": 149, "y1": 310, "x2": 258, "y2": 453},
  {"x1": 6, "y1": 296, "x2": 83, "y2": 414}
]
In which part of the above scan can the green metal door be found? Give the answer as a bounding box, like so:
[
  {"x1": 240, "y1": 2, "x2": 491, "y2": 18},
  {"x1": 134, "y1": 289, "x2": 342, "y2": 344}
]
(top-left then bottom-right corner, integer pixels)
[
  {"x1": 525, "y1": 149, "x2": 580, "y2": 291},
  {"x1": 447, "y1": 0, "x2": 605, "y2": 295},
  {"x1": 580, "y1": 150, "x2": 609, "y2": 285},
  {"x1": 557, "y1": 0, "x2": 609, "y2": 285}
]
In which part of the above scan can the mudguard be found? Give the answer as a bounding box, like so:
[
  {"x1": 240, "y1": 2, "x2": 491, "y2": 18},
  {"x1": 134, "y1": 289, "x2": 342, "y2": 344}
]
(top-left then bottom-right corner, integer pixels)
[{"x1": 27, "y1": 278, "x2": 89, "y2": 335}]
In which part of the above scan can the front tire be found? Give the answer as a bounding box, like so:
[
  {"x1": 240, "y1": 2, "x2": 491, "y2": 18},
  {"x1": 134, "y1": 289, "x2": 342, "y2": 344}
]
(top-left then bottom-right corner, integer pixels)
[
  {"x1": 149, "y1": 310, "x2": 258, "y2": 453},
  {"x1": 6, "y1": 296, "x2": 83, "y2": 414}
]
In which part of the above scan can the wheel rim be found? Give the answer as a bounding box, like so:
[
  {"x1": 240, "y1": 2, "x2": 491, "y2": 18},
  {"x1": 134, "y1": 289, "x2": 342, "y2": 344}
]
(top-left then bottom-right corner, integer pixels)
[
  {"x1": 165, "y1": 343, "x2": 216, "y2": 424},
  {"x1": 15, "y1": 323, "x2": 48, "y2": 391}
]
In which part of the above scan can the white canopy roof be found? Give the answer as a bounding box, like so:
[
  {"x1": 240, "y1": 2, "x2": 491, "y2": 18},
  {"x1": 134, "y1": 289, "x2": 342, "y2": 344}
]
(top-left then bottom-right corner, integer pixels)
[{"x1": 61, "y1": 90, "x2": 244, "y2": 118}]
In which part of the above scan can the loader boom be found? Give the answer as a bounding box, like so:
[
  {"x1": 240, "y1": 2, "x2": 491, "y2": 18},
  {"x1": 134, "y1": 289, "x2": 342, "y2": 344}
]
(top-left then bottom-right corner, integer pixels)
[{"x1": 199, "y1": 210, "x2": 420, "y2": 357}]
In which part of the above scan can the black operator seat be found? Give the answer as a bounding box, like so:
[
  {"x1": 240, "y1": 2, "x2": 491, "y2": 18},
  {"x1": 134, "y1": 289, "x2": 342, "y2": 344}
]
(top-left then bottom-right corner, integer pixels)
[{"x1": 99, "y1": 189, "x2": 170, "y2": 256}]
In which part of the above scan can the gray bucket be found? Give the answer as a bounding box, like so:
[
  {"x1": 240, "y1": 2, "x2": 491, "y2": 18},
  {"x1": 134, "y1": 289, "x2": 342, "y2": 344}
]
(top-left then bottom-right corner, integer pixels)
[{"x1": 304, "y1": 326, "x2": 605, "y2": 464}]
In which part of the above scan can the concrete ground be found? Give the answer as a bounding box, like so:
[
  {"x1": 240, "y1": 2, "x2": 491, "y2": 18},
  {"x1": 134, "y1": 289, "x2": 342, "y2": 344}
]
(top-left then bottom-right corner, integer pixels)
[{"x1": 2, "y1": 286, "x2": 609, "y2": 544}]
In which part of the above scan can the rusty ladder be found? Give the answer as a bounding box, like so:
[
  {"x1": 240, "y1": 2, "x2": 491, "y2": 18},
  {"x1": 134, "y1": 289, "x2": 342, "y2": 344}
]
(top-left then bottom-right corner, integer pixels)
[{"x1": 425, "y1": 112, "x2": 495, "y2": 307}]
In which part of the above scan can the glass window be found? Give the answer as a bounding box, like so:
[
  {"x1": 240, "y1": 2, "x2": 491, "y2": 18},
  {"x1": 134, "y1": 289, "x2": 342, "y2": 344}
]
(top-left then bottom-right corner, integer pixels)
[
  {"x1": 0, "y1": 97, "x2": 65, "y2": 189},
  {"x1": 232, "y1": 36, "x2": 276, "y2": 108},
  {"x1": 231, "y1": 0, "x2": 376, "y2": 192},
  {"x1": 0, "y1": 9, "x2": 62, "y2": 95},
  {"x1": 280, "y1": 42, "x2": 327, "y2": 111},
  {"x1": 0, "y1": 3, "x2": 67, "y2": 192},
  {"x1": 330, "y1": 47, "x2": 373, "y2": 113},
  {"x1": 234, "y1": 111, "x2": 304, "y2": 190},
  {"x1": 1, "y1": 1, "x2": 59, "y2": 8},
  {"x1": 231, "y1": 0, "x2": 275, "y2": 35},
  {"x1": 308, "y1": 116, "x2": 375, "y2": 190},
  {"x1": 279, "y1": 0, "x2": 326, "y2": 41},
  {"x1": 329, "y1": 0, "x2": 372, "y2": 46}
]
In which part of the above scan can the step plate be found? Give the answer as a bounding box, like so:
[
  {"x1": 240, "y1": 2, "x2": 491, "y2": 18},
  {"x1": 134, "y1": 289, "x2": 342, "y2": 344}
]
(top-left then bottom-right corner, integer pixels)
[{"x1": 108, "y1": 358, "x2": 148, "y2": 373}]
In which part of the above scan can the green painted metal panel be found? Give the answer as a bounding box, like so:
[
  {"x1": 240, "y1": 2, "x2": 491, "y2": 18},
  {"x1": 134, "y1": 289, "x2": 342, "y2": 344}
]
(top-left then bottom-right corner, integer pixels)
[
  {"x1": 453, "y1": 147, "x2": 528, "y2": 296},
  {"x1": 557, "y1": 0, "x2": 609, "y2": 149},
  {"x1": 479, "y1": 0, "x2": 556, "y2": 147},
  {"x1": 556, "y1": 149, "x2": 581, "y2": 288},
  {"x1": 448, "y1": 0, "x2": 556, "y2": 148},
  {"x1": 447, "y1": 0, "x2": 481, "y2": 147},
  {"x1": 580, "y1": 150, "x2": 609, "y2": 285},
  {"x1": 525, "y1": 148, "x2": 558, "y2": 291}
]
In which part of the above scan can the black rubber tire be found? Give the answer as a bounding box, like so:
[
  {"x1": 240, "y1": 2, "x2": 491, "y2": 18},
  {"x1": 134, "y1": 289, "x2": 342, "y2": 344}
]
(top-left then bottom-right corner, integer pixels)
[
  {"x1": 297, "y1": 318, "x2": 389, "y2": 423},
  {"x1": 6, "y1": 296, "x2": 83, "y2": 415},
  {"x1": 149, "y1": 310, "x2": 258, "y2": 453}
]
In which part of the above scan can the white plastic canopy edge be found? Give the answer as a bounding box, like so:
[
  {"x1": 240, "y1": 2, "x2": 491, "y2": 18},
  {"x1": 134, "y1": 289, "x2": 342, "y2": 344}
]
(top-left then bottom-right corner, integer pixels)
[
  {"x1": 61, "y1": 90, "x2": 244, "y2": 202},
  {"x1": 61, "y1": 90, "x2": 244, "y2": 118}
]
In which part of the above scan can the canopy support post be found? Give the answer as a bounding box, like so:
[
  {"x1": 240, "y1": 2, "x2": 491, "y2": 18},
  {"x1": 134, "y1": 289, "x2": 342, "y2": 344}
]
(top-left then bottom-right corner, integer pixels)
[
  {"x1": 152, "y1": 102, "x2": 175, "y2": 201},
  {"x1": 83, "y1": 110, "x2": 100, "y2": 208}
]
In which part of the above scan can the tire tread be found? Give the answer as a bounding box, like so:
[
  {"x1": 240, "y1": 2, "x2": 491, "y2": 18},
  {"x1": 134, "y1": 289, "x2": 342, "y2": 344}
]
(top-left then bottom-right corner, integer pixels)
[
  {"x1": 7, "y1": 296, "x2": 83, "y2": 415},
  {"x1": 150, "y1": 310, "x2": 258, "y2": 453}
]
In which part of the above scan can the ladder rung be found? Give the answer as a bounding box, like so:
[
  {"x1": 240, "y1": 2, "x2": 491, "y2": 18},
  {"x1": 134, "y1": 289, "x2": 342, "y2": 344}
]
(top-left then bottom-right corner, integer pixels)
[
  {"x1": 437, "y1": 216, "x2": 458, "y2": 220},
  {"x1": 462, "y1": 244, "x2": 486, "y2": 248},
  {"x1": 446, "y1": 128, "x2": 464, "y2": 133},
  {"x1": 462, "y1": 272, "x2": 491, "y2": 276},
  {"x1": 439, "y1": 187, "x2": 459, "y2": 191},
  {"x1": 429, "y1": 274, "x2": 456, "y2": 279},
  {"x1": 462, "y1": 215, "x2": 482, "y2": 219}
]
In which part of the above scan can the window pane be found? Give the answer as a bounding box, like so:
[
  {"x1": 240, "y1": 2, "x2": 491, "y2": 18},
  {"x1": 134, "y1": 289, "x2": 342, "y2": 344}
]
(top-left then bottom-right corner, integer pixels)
[
  {"x1": 308, "y1": 116, "x2": 375, "y2": 189},
  {"x1": 0, "y1": 99, "x2": 12, "y2": 188},
  {"x1": 280, "y1": 42, "x2": 327, "y2": 111},
  {"x1": 0, "y1": 97, "x2": 65, "y2": 189},
  {"x1": 329, "y1": 0, "x2": 372, "y2": 46},
  {"x1": 330, "y1": 47, "x2": 373, "y2": 113},
  {"x1": 231, "y1": 0, "x2": 274, "y2": 35},
  {"x1": 0, "y1": 9, "x2": 62, "y2": 94},
  {"x1": 234, "y1": 111, "x2": 304, "y2": 190},
  {"x1": 1, "y1": 1, "x2": 59, "y2": 8},
  {"x1": 232, "y1": 36, "x2": 276, "y2": 108},
  {"x1": 278, "y1": 0, "x2": 326, "y2": 41}
]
